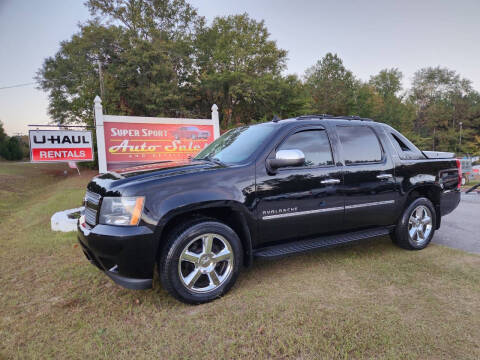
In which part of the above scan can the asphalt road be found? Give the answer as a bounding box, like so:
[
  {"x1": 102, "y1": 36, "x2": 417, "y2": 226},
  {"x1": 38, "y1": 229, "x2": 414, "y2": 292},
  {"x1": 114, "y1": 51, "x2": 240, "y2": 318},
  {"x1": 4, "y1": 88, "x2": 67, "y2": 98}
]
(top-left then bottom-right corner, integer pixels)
[{"x1": 433, "y1": 193, "x2": 480, "y2": 254}]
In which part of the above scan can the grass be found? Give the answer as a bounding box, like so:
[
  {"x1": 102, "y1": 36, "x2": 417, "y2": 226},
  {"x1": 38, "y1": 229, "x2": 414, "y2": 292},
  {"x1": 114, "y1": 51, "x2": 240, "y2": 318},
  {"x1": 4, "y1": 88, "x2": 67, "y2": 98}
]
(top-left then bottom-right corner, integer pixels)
[{"x1": 1, "y1": 162, "x2": 479, "y2": 359}]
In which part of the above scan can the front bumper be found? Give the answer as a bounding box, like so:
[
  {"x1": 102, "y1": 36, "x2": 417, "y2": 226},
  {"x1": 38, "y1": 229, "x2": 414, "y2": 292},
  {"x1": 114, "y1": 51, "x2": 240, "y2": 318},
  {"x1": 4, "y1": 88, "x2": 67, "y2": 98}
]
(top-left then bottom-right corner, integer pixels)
[{"x1": 77, "y1": 217, "x2": 155, "y2": 290}]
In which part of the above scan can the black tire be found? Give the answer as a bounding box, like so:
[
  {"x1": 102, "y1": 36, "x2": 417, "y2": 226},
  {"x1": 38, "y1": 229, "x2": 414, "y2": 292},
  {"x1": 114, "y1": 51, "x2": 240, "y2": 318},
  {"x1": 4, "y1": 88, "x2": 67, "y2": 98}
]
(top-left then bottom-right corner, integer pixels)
[
  {"x1": 392, "y1": 197, "x2": 436, "y2": 250},
  {"x1": 159, "y1": 218, "x2": 243, "y2": 304}
]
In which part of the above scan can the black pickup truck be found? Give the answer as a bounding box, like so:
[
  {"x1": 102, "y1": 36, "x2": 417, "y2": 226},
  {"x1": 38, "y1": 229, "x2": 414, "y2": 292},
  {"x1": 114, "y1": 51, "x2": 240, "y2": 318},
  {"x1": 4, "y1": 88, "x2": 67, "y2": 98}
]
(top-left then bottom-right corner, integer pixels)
[{"x1": 78, "y1": 115, "x2": 461, "y2": 304}]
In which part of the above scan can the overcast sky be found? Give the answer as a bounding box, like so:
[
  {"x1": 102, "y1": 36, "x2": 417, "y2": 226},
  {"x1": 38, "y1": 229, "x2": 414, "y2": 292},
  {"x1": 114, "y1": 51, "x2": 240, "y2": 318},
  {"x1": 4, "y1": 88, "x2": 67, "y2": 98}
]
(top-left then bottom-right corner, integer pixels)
[{"x1": 1, "y1": 0, "x2": 479, "y2": 135}]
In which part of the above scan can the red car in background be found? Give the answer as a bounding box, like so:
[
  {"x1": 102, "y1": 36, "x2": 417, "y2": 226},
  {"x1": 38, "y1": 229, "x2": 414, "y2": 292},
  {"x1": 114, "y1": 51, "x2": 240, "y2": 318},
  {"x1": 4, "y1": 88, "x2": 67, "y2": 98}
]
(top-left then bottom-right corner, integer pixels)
[{"x1": 171, "y1": 126, "x2": 210, "y2": 140}]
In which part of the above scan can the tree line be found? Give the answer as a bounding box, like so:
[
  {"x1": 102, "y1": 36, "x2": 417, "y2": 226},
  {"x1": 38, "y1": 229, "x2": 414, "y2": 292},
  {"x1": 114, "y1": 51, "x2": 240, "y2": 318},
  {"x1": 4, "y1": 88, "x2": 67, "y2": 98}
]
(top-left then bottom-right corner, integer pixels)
[
  {"x1": 0, "y1": 122, "x2": 28, "y2": 160},
  {"x1": 37, "y1": 0, "x2": 480, "y2": 155}
]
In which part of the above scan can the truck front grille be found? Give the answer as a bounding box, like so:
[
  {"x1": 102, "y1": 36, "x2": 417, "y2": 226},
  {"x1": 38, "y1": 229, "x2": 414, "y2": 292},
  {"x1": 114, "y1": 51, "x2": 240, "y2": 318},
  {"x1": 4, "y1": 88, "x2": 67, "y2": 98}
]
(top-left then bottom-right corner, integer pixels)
[{"x1": 84, "y1": 190, "x2": 101, "y2": 226}]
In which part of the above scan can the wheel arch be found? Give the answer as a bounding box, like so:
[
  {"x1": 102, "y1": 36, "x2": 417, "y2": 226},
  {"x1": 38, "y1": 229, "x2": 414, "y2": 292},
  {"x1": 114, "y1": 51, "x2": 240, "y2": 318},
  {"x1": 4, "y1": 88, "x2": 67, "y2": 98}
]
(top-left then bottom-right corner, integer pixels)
[
  {"x1": 155, "y1": 203, "x2": 254, "y2": 268},
  {"x1": 404, "y1": 184, "x2": 442, "y2": 229}
]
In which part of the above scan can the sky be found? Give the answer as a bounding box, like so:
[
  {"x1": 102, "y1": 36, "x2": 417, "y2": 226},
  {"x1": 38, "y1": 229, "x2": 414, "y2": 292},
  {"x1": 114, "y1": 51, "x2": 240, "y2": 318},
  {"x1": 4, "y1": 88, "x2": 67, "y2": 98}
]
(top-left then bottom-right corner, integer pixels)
[{"x1": 1, "y1": 0, "x2": 479, "y2": 135}]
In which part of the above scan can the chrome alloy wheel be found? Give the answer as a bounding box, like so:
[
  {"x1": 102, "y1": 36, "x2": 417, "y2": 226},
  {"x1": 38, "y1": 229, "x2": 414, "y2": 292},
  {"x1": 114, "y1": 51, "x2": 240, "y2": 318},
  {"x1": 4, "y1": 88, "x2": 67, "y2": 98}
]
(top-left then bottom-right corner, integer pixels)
[
  {"x1": 178, "y1": 233, "x2": 234, "y2": 293},
  {"x1": 408, "y1": 205, "x2": 433, "y2": 246}
]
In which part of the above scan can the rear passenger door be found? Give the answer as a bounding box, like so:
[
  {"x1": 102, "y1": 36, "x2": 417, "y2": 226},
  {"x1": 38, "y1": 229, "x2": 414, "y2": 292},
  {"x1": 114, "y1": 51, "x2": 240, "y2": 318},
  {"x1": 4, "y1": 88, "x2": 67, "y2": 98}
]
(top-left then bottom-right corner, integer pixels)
[{"x1": 335, "y1": 124, "x2": 397, "y2": 230}]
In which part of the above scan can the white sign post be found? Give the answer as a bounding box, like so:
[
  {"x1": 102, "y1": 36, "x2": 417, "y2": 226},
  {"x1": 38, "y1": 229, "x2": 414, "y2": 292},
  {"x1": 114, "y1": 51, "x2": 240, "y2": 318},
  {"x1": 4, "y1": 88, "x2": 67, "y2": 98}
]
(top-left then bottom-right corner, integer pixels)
[{"x1": 94, "y1": 96, "x2": 108, "y2": 173}]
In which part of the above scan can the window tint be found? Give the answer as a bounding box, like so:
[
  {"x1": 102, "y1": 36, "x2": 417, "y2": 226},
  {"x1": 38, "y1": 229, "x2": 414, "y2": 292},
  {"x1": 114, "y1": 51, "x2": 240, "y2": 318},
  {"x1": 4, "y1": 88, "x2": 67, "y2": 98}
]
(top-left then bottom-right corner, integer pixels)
[
  {"x1": 337, "y1": 126, "x2": 382, "y2": 164},
  {"x1": 391, "y1": 133, "x2": 411, "y2": 152},
  {"x1": 385, "y1": 128, "x2": 424, "y2": 160},
  {"x1": 278, "y1": 130, "x2": 333, "y2": 167},
  {"x1": 194, "y1": 123, "x2": 276, "y2": 164}
]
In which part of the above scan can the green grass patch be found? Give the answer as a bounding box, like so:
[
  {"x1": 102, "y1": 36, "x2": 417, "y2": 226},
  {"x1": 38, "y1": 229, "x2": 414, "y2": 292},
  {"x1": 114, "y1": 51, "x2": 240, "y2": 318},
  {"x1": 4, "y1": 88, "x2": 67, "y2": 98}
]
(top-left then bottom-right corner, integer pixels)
[{"x1": 0, "y1": 162, "x2": 479, "y2": 359}]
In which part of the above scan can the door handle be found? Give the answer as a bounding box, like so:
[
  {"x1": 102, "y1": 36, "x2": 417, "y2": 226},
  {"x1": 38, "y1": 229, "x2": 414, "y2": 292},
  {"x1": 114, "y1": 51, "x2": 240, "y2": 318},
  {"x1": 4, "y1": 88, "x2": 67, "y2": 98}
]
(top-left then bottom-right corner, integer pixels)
[
  {"x1": 377, "y1": 174, "x2": 393, "y2": 180},
  {"x1": 321, "y1": 178, "x2": 341, "y2": 184}
]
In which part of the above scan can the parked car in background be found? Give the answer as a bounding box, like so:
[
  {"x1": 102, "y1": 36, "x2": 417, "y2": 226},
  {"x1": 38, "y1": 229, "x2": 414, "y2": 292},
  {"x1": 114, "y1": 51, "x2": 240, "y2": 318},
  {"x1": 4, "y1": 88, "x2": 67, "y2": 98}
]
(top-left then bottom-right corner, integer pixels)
[
  {"x1": 171, "y1": 126, "x2": 210, "y2": 140},
  {"x1": 78, "y1": 115, "x2": 461, "y2": 304}
]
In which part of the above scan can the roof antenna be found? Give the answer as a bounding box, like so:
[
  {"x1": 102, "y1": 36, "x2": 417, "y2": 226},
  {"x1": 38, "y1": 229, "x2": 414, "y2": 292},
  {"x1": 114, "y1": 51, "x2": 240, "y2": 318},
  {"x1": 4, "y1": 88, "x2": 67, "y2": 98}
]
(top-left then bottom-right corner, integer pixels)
[{"x1": 272, "y1": 115, "x2": 281, "y2": 122}]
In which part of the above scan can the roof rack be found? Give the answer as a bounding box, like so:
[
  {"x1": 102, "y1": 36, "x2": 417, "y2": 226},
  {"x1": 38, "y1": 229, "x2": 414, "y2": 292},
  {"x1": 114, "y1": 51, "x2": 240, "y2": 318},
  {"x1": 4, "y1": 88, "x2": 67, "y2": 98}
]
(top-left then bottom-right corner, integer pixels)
[
  {"x1": 296, "y1": 114, "x2": 334, "y2": 120},
  {"x1": 296, "y1": 114, "x2": 374, "y2": 122}
]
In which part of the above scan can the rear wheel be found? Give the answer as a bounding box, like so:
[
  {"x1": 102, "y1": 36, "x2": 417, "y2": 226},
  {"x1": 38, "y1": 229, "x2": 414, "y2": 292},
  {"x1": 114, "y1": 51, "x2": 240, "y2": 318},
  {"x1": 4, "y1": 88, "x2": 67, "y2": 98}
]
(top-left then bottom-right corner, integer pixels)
[
  {"x1": 159, "y1": 219, "x2": 242, "y2": 304},
  {"x1": 392, "y1": 197, "x2": 436, "y2": 250}
]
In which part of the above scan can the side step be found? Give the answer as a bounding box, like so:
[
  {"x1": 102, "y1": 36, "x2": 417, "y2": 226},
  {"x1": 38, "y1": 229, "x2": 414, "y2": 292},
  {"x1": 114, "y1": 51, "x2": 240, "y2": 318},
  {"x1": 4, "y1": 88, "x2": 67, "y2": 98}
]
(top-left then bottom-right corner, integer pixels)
[{"x1": 253, "y1": 227, "x2": 392, "y2": 259}]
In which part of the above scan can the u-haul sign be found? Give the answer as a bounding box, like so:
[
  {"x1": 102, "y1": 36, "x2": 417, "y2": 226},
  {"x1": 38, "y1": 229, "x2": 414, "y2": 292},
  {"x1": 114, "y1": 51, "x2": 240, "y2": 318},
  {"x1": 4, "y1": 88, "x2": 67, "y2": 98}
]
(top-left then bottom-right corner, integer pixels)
[{"x1": 29, "y1": 130, "x2": 94, "y2": 162}]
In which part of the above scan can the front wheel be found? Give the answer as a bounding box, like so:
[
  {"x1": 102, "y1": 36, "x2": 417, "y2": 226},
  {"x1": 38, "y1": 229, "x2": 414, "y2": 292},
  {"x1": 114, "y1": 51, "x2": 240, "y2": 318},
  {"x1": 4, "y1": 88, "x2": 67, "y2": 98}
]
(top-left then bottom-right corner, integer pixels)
[
  {"x1": 392, "y1": 197, "x2": 436, "y2": 250},
  {"x1": 159, "y1": 219, "x2": 243, "y2": 304}
]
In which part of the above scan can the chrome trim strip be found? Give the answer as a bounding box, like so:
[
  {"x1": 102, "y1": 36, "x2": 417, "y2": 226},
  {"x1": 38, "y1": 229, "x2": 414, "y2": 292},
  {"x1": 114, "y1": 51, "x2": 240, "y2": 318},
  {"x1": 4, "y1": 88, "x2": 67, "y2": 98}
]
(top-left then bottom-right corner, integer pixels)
[
  {"x1": 345, "y1": 200, "x2": 395, "y2": 209},
  {"x1": 262, "y1": 200, "x2": 395, "y2": 220},
  {"x1": 262, "y1": 206, "x2": 344, "y2": 220}
]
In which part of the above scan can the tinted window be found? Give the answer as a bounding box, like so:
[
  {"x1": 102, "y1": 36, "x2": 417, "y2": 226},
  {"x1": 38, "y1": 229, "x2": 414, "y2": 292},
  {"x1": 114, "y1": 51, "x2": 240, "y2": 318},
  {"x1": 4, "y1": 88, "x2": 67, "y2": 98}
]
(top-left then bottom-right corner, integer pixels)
[
  {"x1": 337, "y1": 126, "x2": 382, "y2": 164},
  {"x1": 386, "y1": 128, "x2": 424, "y2": 160},
  {"x1": 391, "y1": 133, "x2": 411, "y2": 152},
  {"x1": 278, "y1": 130, "x2": 333, "y2": 167}
]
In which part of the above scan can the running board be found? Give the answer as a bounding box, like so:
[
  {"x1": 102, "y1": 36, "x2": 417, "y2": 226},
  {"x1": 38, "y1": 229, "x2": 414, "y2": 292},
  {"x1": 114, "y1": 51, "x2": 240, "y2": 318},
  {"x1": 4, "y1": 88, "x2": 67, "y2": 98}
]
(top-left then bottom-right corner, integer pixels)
[{"x1": 253, "y1": 227, "x2": 392, "y2": 259}]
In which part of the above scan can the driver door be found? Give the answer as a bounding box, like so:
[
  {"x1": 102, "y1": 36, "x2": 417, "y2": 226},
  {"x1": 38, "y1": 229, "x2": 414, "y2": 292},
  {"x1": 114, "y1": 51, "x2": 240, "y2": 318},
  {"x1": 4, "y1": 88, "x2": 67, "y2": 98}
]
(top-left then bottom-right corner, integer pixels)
[{"x1": 256, "y1": 127, "x2": 344, "y2": 245}]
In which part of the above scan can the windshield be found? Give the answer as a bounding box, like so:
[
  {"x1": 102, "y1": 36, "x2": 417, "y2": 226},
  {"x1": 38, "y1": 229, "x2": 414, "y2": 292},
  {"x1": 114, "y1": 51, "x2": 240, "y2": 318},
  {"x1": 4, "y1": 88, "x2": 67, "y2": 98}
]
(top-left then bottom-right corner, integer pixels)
[{"x1": 194, "y1": 123, "x2": 276, "y2": 164}]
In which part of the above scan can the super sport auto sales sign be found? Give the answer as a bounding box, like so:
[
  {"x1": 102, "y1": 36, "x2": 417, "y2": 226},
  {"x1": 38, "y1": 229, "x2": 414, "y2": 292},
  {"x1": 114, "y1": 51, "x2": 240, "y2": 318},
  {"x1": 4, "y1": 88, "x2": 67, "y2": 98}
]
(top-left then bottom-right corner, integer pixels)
[
  {"x1": 103, "y1": 122, "x2": 215, "y2": 167},
  {"x1": 29, "y1": 130, "x2": 94, "y2": 162}
]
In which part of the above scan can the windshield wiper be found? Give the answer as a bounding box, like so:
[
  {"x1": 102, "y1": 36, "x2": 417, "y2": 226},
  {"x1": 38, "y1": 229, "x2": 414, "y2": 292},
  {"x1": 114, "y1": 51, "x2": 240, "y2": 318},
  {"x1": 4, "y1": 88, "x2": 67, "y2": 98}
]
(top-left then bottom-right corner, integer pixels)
[
  {"x1": 198, "y1": 155, "x2": 227, "y2": 166},
  {"x1": 210, "y1": 157, "x2": 227, "y2": 166}
]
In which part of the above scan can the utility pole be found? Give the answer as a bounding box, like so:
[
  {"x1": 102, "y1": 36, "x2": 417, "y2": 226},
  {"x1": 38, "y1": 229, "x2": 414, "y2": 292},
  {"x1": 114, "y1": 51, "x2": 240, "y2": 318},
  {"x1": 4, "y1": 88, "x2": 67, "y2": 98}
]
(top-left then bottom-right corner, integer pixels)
[
  {"x1": 459, "y1": 122, "x2": 463, "y2": 146},
  {"x1": 433, "y1": 127, "x2": 436, "y2": 151},
  {"x1": 97, "y1": 60, "x2": 105, "y2": 101}
]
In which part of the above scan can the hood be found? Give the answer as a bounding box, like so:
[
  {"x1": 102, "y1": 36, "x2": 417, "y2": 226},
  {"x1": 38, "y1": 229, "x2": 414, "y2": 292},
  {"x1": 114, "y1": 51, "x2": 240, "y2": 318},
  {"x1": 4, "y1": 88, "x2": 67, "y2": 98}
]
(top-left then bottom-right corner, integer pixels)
[
  {"x1": 87, "y1": 160, "x2": 223, "y2": 195},
  {"x1": 113, "y1": 160, "x2": 208, "y2": 178}
]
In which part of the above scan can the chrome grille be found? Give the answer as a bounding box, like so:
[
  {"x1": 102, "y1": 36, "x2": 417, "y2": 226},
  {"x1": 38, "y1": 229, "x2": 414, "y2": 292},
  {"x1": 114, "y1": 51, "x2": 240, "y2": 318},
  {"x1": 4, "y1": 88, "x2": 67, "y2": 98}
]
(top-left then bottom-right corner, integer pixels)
[
  {"x1": 84, "y1": 190, "x2": 101, "y2": 226},
  {"x1": 84, "y1": 207, "x2": 97, "y2": 226}
]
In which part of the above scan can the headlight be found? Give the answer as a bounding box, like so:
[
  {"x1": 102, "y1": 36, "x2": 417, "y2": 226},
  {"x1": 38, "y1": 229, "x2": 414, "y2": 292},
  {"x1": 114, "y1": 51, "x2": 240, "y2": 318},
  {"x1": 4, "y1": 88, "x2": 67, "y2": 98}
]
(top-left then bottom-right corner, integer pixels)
[{"x1": 99, "y1": 197, "x2": 145, "y2": 226}]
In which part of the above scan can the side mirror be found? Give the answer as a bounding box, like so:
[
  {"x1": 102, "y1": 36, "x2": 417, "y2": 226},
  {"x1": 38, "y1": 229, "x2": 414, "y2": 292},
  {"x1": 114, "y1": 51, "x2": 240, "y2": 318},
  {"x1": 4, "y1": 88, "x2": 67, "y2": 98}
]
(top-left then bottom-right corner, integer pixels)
[{"x1": 267, "y1": 149, "x2": 305, "y2": 172}]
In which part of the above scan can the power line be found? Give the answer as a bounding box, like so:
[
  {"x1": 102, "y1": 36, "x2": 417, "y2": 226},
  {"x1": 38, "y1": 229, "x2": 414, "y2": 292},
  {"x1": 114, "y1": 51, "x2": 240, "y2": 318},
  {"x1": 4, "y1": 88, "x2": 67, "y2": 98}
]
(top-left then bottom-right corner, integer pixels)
[{"x1": 0, "y1": 82, "x2": 36, "y2": 90}]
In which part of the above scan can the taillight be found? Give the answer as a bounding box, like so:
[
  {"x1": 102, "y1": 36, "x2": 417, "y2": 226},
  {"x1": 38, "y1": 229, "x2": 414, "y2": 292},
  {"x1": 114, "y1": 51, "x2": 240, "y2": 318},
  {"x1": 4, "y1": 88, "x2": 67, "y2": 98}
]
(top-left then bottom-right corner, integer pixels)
[{"x1": 456, "y1": 159, "x2": 462, "y2": 189}]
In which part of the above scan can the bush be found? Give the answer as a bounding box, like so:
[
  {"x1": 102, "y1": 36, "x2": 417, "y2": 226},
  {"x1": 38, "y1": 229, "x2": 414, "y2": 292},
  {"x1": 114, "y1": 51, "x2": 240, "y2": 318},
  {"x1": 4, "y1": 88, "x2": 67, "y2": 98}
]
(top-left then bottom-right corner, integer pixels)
[
  {"x1": 0, "y1": 121, "x2": 28, "y2": 161},
  {"x1": 3, "y1": 137, "x2": 24, "y2": 160},
  {"x1": 9, "y1": 138, "x2": 24, "y2": 160}
]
